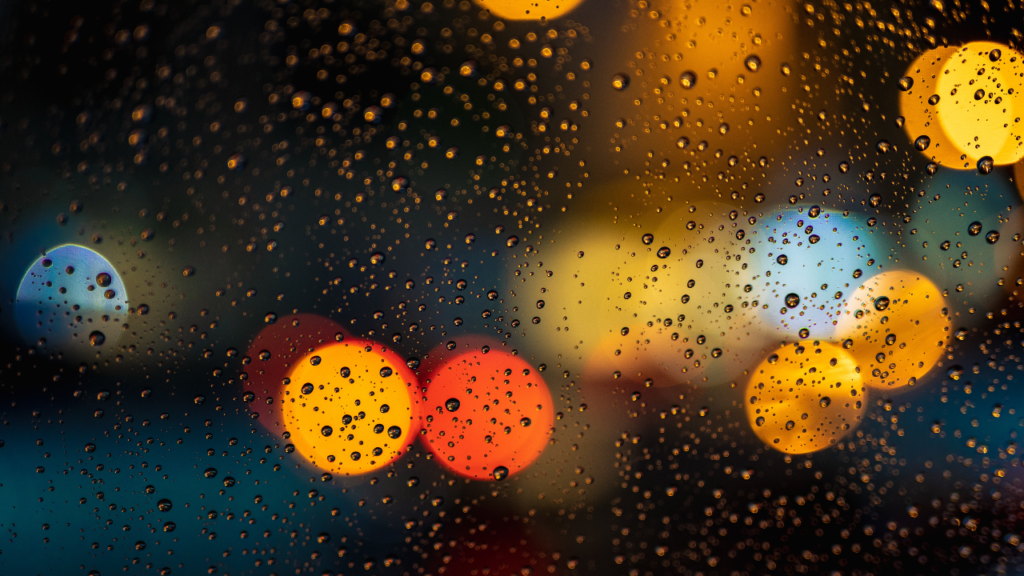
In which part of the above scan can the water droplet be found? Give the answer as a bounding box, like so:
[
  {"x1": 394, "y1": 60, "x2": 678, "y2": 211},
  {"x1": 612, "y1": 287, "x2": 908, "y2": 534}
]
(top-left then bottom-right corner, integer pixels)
[
  {"x1": 309, "y1": 355, "x2": 321, "y2": 366},
  {"x1": 300, "y1": 383, "x2": 314, "y2": 395},
  {"x1": 445, "y1": 398, "x2": 461, "y2": 412},
  {"x1": 990, "y1": 48, "x2": 1002, "y2": 61},
  {"x1": 611, "y1": 74, "x2": 630, "y2": 90},
  {"x1": 676, "y1": 137, "x2": 689, "y2": 149},
  {"x1": 204, "y1": 467, "x2": 218, "y2": 478},
  {"x1": 968, "y1": 221, "x2": 983, "y2": 236},
  {"x1": 986, "y1": 231, "x2": 1000, "y2": 244},
  {"x1": 520, "y1": 417, "x2": 532, "y2": 427},
  {"x1": 380, "y1": 366, "x2": 393, "y2": 378},
  {"x1": 819, "y1": 397, "x2": 831, "y2": 408},
  {"x1": 157, "y1": 498, "x2": 172, "y2": 512},
  {"x1": 874, "y1": 297, "x2": 890, "y2": 311},
  {"x1": 776, "y1": 254, "x2": 788, "y2": 265},
  {"x1": 492, "y1": 466, "x2": 510, "y2": 481},
  {"x1": 785, "y1": 420, "x2": 795, "y2": 430},
  {"x1": 914, "y1": 135, "x2": 931, "y2": 151},
  {"x1": 679, "y1": 71, "x2": 697, "y2": 89},
  {"x1": 657, "y1": 246, "x2": 671, "y2": 258},
  {"x1": 785, "y1": 293, "x2": 800, "y2": 308},
  {"x1": 977, "y1": 156, "x2": 994, "y2": 175},
  {"x1": 96, "y1": 272, "x2": 112, "y2": 287},
  {"x1": 928, "y1": 94, "x2": 940, "y2": 105},
  {"x1": 387, "y1": 426, "x2": 402, "y2": 439},
  {"x1": 744, "y1": 55, "x2": 761, "y2": 72},
  {"x1": 321, "y1": 426, "x2": 333, "y2": 437},
  {"x1": 89, "y1": 331, "x2": 106, "y2": 346},
  {"x1": 350, "y1": 451, "x2": 361, "y2": 461},
  {"x1": 641, "y1": 233, "x2": 654, "y2": 245},
  {"x1": 898, "y1": 76, "x2": 914, "y2": 91}
]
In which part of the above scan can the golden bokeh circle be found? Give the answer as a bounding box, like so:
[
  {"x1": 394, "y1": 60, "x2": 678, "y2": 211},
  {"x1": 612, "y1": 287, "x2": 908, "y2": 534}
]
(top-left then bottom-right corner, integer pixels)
[
  {"x1": 281, "y1": 340, "x2": 418, "y2": 475},
  {"x1": 937, "y1": 42, "x2": 1024, "y2": 166},
  {"x1": 899, "y1": 45, "x2": 964, "y2": 167},
  {"x1": 746, "y1": 342, "x2": 866, "y2": 454},
  {"x1": 472, "y1": 0, "x2": 584, "y2": 21},
  {"x1": 835, "y1": 271, "x2": 950, "y2": 391}
]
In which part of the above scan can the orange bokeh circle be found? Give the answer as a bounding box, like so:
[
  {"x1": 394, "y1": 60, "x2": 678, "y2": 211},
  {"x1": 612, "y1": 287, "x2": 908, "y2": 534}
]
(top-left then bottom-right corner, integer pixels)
[
  {"x1": 420, "y1": 348, "x2": 555, "y2": 480},
  {"x1": 280, "y1": 339, "x2": 420, "y2": 475},
  {"x1": 245, "y1": 314, "x2": 347, "y2": 437}
]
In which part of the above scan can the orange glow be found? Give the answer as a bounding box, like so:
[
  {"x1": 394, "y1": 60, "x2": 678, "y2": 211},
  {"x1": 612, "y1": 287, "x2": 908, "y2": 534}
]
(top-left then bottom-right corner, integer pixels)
[
  {"x1": 245, "y1": 314, "x2": 346, "y2": 437},
  {"x1": 746, "y1": 342, "x2": 866, "y2": 455},
  {"x1": 472, "y1": 0, "x2": 584, "y2": 21},
  {"x1": 937, "y1": 42, "x2": 1024, "y2": 166},
  {"x1": 899, "y1": 46, "x2": 965, "y2": 167},
  {"x1": 280, "y1": 340, "x2": 418, "y2": 475},
  {"x1": 901, "y1": 43, "x2": 1024, "y2": 167},
  {"x1": 420, "y1": 349, "x2": 554, "y2": 480},
  {"x1": 835, "y1": 271, "x2": 950, "y2": 391}
]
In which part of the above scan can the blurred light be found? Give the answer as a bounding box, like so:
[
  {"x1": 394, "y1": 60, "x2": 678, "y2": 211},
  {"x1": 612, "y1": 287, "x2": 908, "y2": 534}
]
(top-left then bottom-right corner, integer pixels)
[
  {"x1": 281, "y1": 340, "x2": 418, "y2": 475},
  {"x1": 748, "y1": 208, "x2": 884, "y2": 340},
  {"x1": 899, "y1": 45, "x2": 966, "y2": 168},
  {"x1": 937, "y1": 42, "x2": 1024, "y2": 166},
  {"x1": 15, "y1": 244, "x2": 128, "y2": 354},
  {"x1": 420, "y1": 348, "x2": 554, "y2": 480},
  {"x1": 246, "y1": 314, "x2": 347, "y2": 437},
  {"x1": 901, "y1": 42, "x2": 1024, "y2": 167},
  {"x1": 746, "y1": 342, "x2": 866, "y2": 454},
  {"x1": 835, "y1": 270, "x2": 950, "y2": 391},
  {"x1": 472, "y1": 0, "x2": 585, "y2": 21}
]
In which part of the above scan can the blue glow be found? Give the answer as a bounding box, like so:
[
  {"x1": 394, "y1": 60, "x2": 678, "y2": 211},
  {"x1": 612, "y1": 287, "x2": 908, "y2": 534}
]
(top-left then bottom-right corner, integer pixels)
[{"x1": 15, "y1": 244, "x2": 128, "y2": 350}]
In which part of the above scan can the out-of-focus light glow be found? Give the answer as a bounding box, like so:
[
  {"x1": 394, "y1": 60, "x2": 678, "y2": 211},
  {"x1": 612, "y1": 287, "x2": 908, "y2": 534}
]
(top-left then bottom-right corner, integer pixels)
[
  {"x1": 899, "y1": 46, "x2": 966, "y2": 168},
  {"x1": 472, "y1": 0, "x2": 584, "y2": 21},
  {"x1": 748, "y1": 209, "x2": 884, "y2": 340},
  {"x1": 15, "y1": 244, "x2": 129, "y2": 352},
  {"x1": 835, "y1": 271, "x2": 950, "y2": 391},
  {"x1": 420, "y1": 349, "x2": 554, "y2": 480},
  {"x1": 746, "y1": 342, "x2": 866, "y2": 454},
  {"x1": 901, "y1": 43, "x2": 1024, "y2": 167},
  {"x1": 246, "y1": 314, "x2": 346, "y2": 437},
  {"x1": 281, "y1": 340, "x2": 418, "y2": 475},
  {"x1": 937, "y1": 42, "x2": 1024, "y2": 166}
]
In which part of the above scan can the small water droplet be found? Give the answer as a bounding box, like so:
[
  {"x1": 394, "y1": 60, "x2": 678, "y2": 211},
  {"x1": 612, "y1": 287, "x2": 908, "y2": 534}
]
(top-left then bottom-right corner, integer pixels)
[{"x1": 492, "y1": 466, "x2": 510, "y2": 481}]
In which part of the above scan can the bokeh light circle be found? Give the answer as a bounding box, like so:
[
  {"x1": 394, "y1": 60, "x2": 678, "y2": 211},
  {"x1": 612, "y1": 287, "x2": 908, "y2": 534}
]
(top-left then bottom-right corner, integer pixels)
[
  {"x1": 835, "y1": 271, "x2": 951, "y2": 391},
  {"x1": 420, "y1": 349, "x2": 554, "y2": 480},
  {"x1": 746, "y1": 342, "x2": 866, "y2": 454},
  {"x1": 899, "y1": 45, "x2": 965, "y2": 167},
  {"x1": 281, "y1": 340, "x2": 418, "y2": 475},
  {"x1": 15, "y1": 244, "x2": 129, "y2": 352},
  {"x1": 245, "y1": 314, "x2": 347, "y2": 436},
  {"x1": 748, "y1": 208, "x2": 885, "y2": 340},
  {"x1": 472, "y1": 0, "x2": 584, "y2": 21},
  {"x1": 937, "y1": 42, "x2": 1024, "y2": 166}
]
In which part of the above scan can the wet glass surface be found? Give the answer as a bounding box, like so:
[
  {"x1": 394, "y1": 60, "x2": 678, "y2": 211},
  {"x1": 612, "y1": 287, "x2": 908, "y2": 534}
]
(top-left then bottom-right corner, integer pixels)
[{"x1": 2, "y1": 1, "x2": 1024, "y2": 575}]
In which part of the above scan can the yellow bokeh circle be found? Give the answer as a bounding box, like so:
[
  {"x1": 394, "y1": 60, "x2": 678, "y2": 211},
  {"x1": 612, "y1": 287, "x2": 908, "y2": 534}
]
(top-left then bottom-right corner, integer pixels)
[
  {"x1": 472, "y1": 0, "x2": 584, "y2": 21},
  {"x1": 281, "y1": 340, "x2": 418, "y2": 475},
  {"x1": 937, "y1": 42, "x2": 1024, "y2": 166},
  {"x1": 746, "y1": 342, "x2": 867, "y2": 454},
  {"x1": 901, "y1": 42, "x2": 1024, "y2": 167},
  {"x1": 835, "y1": 271, "x2": 950, "y2": 391}
]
